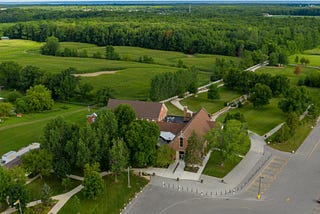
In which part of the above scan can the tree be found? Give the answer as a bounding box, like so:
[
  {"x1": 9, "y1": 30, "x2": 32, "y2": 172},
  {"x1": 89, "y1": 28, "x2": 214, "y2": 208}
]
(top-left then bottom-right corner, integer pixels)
[
  {"x1": 207, "y1": 84, "x2": 220, "y2": 100},
  {"x1": 48, "y1": 68, "x2": 80, "y2": 101},
  {"x1": 249, "y1": 83, "x2": 272, "y2": 108},
  {"x1": 223, "y1": 112, "x2": 246, "y2": 123},
  {"x1": 0, "y1": 102, "x2": 13, "y2": 117},
  {"x1": 41, "y1": 36, "x2": 60, "y2": 56},
  {"x1": 268, "y1": 52, "x2": 279, "y2": 66},
  {"x1": 184, "y1": 131, "x2": 203, "y2": 166},
  {"x1": 125, "y1": 120, "x2": 159, "y2": 167},
  {"x1": 95, "y1": 87, "x2": 113, "y2": 106},
  {"x1": 20, "y1": 65, "x2": 45, "y2": 91},
  {"x1": 114, "y1": 104, "x2": 136, "y2": 139},
  {"x1": 294, "y1": 65, "x2": 302, "y2": 75},
  {"x1": 8, "y1": 183, "x2": 29, "y2": 211},
  {"x1": 25, "y1": 85, "x2": 54, "y2": 112},
  {"x1": 305, "y1": 58, "x2": 310, "y2": 66},
  {"x1": 7, "y1": 91, "x2": 22, "y2": 103},
  {"x1": 83, "y1": 163, "x2": 104, "y2": 199},
  {"x1": 0, "y1": 61, "x2": 22, "y2": 90},
  {"x1": 42, "y1": 117, "x2": 75, "y2": 178},
  {"x1": 156, "y1": 145, "x2": 175, "y2": 168},
  {"x1": 92, "y1": 109, "x2": 118, "y2": 170},
  {"x1": 77, "y1": 83, "x2": 93, "y2": 101},
  {"x1": 61, "y1": 178, "x2": 72, "y2": 191},
  {"x1": 105, "y1": 45, "x2": 120, "y2": 60},
  {"x1": 40, "y1": 183, "x2": 53, "y2": 206},
  {"x1": 109, "y1": 138, "x2": 129, "y2": 182},
  {"x1": 294, "y1": 55, "x2": 299, "y2": 64},
  {"x1": 270, "y1": 75, "x2": 290, "y2": 97},
  {"x1": 278, "y1": 86, "x2": 310, "y2": 115},
  {"x1": 76, "y1": 125, "x2": 100, "y2": 169},
  {"x1": 206, "y1": 120, "x2": 250, "y2": 164},
  {"x1": 286, "y1": 112, "x2": 299, "y2": 135},
  {"x1": 0, "y1": 167, "x2": 28, "y2": 211},
  {"x1": 300, "y1": 57, "x2": 306, "y2": 65},
  {"x1": 272, "y1": 123, "x2": 291, "y2": 143},
  {"x1": 22, "y1": 149, "x2": 52, "y2": 179}
]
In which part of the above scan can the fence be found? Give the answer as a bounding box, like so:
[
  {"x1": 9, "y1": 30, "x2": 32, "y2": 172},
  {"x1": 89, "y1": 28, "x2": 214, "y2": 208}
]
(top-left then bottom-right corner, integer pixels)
[{"x1": 160, "y1": 152, "x2": 272, "y2": 198}]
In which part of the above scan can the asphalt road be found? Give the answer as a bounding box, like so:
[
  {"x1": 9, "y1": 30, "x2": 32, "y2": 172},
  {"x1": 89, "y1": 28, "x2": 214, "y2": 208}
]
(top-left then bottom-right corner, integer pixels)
[{"x1": 124, "y1": 123, "x2": 320, "y2": 214}]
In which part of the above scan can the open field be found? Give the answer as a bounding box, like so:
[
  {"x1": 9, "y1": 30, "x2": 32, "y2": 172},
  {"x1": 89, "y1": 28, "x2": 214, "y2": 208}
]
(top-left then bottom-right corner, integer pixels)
[
  {"x1": 0, "y1": 103, "x2": 88, "y2": 156},
  {"x1": 59, "y1": 42, "x2": 238, "y2": 72},
  {"x1": 257, "y1": 66, "x2": 320, "y2": 101},
  {"x1": 58, "y1": 172, "x2": 148, "y2": 214},
  {"x1": 257, "y1": 65, "x2": 320, "y2": 85},
  {"x1": 217, "y1": 98, "x2": 286, "y2": 136},
  {"x1": 0, "y1": 40, "x2": 212, "y2": 100},
  {"x1": 180, "y1": 87, "x2": 241, "y2": 114},
  {"x1": 289, "y1": 54, "x2": 320, "y2": 67}
]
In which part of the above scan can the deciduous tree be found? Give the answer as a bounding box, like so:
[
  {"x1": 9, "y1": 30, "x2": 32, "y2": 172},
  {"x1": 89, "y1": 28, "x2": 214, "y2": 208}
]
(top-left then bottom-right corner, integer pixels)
[
  {"x1": 249, "y1": 83, "x2": 272, "y2": 108},
  {"x1": 83, "y1": 163, "x2": 104, "y2": 199},
  {"x1": 109, "y1": 138, "x2": 129, "y2": 182}
]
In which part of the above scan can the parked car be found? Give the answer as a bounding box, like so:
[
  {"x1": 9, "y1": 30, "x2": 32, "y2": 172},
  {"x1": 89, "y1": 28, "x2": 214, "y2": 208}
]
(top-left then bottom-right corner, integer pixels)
[{"x1": 317, "y1": 198, "x2": 320, "y2": 203}]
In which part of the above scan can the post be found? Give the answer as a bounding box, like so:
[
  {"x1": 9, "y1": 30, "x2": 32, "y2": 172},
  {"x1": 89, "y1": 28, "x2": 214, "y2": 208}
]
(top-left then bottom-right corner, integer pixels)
[
  {"x1": 18, "y1": 201, "x2": 22, "y2": 214},
  {"x1": 257, "y1": 176, "x2": 264, "y2": 199},
  {"x1": 127, "y1": 167, "x2": 131, "y2": 188}
]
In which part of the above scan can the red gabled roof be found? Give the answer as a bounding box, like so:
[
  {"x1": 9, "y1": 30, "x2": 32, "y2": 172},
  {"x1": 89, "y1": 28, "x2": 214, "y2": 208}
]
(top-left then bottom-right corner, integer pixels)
[
  {"x1": 107, "y1": 99, "x2": 164, "y2": 121},
  {"x1": 181, "y1": 108, "x2": 214, "y2": 140}
]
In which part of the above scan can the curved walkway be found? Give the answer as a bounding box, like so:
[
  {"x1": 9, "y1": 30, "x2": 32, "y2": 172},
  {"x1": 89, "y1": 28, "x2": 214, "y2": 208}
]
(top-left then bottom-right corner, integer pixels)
[{"x1": 137, "y1": 131, "x2": 267, "y2": 197}]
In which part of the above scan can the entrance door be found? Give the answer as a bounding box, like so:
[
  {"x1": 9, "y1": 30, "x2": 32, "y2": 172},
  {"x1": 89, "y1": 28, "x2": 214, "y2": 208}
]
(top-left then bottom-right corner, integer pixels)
[{"x1": 179, "y1": 151, "x2": 185, "y2": 160}]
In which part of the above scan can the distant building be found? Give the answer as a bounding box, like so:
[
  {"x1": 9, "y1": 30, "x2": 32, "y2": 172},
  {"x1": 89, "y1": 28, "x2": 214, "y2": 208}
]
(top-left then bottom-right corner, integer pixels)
[
  {"x1": 1, "y1": 36, "x2": 9, "y2": 40},
  {"x1": 1, "y1": 143, "x2": 40, "y2": 168},
  {"x1": 107, "y1": 99, "x2": 168, "y2": 122}
]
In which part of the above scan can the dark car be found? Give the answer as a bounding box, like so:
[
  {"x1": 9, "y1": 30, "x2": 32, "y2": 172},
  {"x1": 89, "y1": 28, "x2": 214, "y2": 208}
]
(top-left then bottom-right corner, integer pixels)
[{"x1": 317, "y1": 198, "x2": 320, "y2": 203}]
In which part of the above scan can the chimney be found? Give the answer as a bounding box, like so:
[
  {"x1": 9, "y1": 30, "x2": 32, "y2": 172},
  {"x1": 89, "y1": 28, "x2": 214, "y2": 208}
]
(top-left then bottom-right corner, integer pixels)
[{"x1": 183, "y1": 106, "x2": 191, "y2": 122}]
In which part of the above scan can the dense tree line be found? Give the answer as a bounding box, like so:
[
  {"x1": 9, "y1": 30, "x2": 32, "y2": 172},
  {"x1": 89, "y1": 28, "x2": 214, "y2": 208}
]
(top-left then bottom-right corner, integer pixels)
[
  {"x1": 300, "y1": 73, "x2": 320, "y2": 88},
  {"x1": 2, "y1": 5, "x2": 320, "y2": 61},
  {"x1": 223, "y1": 69, "x2": 290, "y2": 96},
  {"x1": 150, "y1": 67, "x2": 198, "y2": 101},
  {"x1": 41, "y1": 105, "x2": 166, "y2": 178},
  {"x1": 0, "y1": 61, "x2": 113, "y2": 109}
]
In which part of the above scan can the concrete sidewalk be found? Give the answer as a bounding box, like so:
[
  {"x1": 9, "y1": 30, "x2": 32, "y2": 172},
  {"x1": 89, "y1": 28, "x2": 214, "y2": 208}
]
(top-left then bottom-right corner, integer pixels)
[{"x1": 142, "y1": 132, "x2": 268, "y2": 197}]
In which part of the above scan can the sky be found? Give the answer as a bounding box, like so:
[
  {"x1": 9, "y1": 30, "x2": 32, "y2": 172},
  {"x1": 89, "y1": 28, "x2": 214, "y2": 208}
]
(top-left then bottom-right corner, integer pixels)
[{"x1": 0, "y1": 0, "x2": 319, "y2": 2}]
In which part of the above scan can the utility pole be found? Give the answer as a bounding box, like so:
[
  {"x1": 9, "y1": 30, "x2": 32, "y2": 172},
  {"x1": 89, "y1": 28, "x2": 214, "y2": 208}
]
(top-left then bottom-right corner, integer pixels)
[{"x1": 189, "y1": 4, "x2": 191, "y2": 14}]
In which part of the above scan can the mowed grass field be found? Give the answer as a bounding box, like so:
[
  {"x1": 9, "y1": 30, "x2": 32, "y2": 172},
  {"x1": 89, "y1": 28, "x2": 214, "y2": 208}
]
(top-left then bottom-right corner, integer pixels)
[
  {"x1": 59, "y1": 42, "x2": 238, "y2": 72},
  {"x1": 217, "y1": 98, "x2": 286, "y2": 135},
  {"x1": 0, "y1": 103, "x2": 88, "y2": 156},
  {"x1": 290, "y1": 46, "x2": 320, "y2": 66},
  {"x1": 0, "y1": 40, "x2": 213, "y2": 100},
  {"x1": 59, "y1": 173, "x2": 148, "y2": 214},
  {"x1": 180, "y1": 87, "x2": 242, "y2": 114}
]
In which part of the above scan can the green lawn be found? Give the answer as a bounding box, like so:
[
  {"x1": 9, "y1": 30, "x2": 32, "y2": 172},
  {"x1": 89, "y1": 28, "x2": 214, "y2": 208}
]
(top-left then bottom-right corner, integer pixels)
[
  {"x1": 165, "y1": 101, "x2": 183, "y2": 116},
  {"x1": 26, "y1": 175, "x2": 81, "y2": 202},
  {"x1": 58, "y1": 172, "x2": 148, "y2": 214},
  {"x1": 59, "y1": 42, "x2": 238, "y2": 72},
  {"x1": 0, "y1": 103, "x2": 88, "y2": 156},
  {"x1": 269, "y1": 118, "x2": 314, "y2": 152},
  {"x1": 0, "y1": 40, "x2": 213, "y2": 100},
  {"x1": 257, "y1": 65, "x2": 320, "y2": 85},
  {"x1": 289, "y1": 53, "x2": 320, "y2": 66},
  {"x1": 181, "y1": 87, "x2": 241, "y2": 114},
  {"x1": 203, "y1": 150, "x2": 242, "y2": 178},
  {"x1": 218, "y1": 98, "x2": 286, "y2": 135}
]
